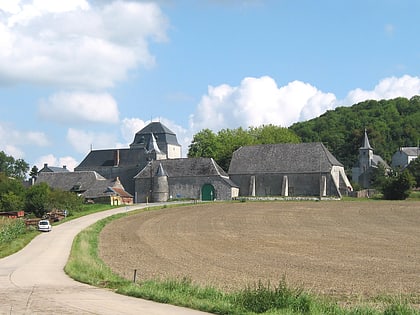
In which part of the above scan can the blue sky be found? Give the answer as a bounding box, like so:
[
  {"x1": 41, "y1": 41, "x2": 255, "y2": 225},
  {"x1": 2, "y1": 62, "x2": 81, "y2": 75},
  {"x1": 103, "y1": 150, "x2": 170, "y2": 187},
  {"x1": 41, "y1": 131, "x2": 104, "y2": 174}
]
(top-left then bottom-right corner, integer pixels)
[{"x1": 1, "y1": 0, "x2": 420, "y2": 172}]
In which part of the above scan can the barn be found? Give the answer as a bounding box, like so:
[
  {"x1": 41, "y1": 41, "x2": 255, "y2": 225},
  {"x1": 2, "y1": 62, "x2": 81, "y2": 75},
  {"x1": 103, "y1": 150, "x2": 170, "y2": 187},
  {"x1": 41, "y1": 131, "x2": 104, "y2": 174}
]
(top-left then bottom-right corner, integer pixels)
[{"x1": 228, "y1": 142, "x2": 352, "y2": 198}]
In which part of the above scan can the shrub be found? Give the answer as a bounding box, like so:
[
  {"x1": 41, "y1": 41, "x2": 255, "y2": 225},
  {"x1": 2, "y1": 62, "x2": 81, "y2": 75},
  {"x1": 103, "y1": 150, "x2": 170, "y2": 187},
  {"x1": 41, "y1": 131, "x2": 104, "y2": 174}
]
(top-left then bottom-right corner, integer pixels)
[{"x1": 0, "y1": 218, "x2": 26, "y2": 243}]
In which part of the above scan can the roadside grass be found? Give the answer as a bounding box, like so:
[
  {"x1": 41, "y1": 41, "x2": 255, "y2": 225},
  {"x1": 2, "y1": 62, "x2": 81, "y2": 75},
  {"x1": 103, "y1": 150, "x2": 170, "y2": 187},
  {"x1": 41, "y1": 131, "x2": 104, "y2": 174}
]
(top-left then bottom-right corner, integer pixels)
[
  {"x1": 0, "y1": 204, "x2": 120, "y2": 258},
  {"x1": 64, "y1": 206, "x2": 420, "y2": 315},
  {"x1": 0, "y1": 217, "x2": 39, "y2": 258}
]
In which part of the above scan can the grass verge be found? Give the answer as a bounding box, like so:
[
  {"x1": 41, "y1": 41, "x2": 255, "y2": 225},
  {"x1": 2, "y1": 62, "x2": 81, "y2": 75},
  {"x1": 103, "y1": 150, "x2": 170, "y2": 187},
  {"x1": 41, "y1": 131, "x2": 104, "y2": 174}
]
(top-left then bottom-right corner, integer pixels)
[
  {"x1": 64, "y1": 205, "x2": 420, "y2": 315},
  {"x1": 0, "y1": 204, "x2": 120, "y2": 258}
]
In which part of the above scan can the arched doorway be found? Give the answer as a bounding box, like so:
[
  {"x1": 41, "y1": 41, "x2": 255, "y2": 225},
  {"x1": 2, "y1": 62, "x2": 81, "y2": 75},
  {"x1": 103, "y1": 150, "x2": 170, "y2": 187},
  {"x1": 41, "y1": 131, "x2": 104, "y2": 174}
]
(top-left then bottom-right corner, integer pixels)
[{"x1": 201, "y1": 184, "x2": 215, "y2": 201}]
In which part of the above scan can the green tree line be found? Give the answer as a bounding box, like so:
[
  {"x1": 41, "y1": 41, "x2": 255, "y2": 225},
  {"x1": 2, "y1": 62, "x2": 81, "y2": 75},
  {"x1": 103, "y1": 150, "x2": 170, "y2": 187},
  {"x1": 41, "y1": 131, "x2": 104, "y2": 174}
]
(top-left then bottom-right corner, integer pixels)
[
  {"x1": 0, "y1": 151, "x2": 83, "y2": 217},
  {"x1": 188, "y1": 125, "x2": 300, "y2": 170},
  {"x1": 290, "y1": 96, "x2": 420, "y2": 170},
  {"x1": 0, "y1": 173, "x2": 83, "y2": 217},
  {"x1": 188, "y1": 96, "x2": 420, "y2": 173}
]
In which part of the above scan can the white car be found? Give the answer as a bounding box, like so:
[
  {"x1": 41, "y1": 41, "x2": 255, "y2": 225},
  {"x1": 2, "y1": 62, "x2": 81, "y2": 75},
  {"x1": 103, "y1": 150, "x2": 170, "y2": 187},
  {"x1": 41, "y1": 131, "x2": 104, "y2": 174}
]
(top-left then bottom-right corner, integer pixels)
[{"x1": 38, "y1": 219, "x2": 52, "y2": 232}]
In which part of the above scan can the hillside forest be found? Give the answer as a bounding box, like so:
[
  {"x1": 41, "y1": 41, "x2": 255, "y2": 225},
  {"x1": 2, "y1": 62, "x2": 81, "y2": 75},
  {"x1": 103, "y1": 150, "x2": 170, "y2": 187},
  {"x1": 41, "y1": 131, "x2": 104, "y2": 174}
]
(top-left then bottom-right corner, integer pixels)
[{"x1": 188, "y1": 96, "x2": 420, "y2": 173}]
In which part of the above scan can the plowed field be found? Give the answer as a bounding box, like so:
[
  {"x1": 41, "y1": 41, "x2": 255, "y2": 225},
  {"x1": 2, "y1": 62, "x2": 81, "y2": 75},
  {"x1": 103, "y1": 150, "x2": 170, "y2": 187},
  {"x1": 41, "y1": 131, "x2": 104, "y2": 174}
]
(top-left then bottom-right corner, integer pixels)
[{"x1": 99, "y1": 201, "x2": 420, "y2": 300}]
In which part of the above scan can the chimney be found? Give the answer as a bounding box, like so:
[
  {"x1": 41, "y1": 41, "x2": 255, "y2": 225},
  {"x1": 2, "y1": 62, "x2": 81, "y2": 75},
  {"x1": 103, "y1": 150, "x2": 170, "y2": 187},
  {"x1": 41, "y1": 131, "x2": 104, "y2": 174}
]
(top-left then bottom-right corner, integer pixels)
[
  {"x1": 63, "y1": 165, "x2": 67, "y2": 170},
  {"x1": 44, "y1": 163, "x2": 48, "y2": 168},
  {"x1": 114, "y1": 149, "x2": 120, "y2": 167}
]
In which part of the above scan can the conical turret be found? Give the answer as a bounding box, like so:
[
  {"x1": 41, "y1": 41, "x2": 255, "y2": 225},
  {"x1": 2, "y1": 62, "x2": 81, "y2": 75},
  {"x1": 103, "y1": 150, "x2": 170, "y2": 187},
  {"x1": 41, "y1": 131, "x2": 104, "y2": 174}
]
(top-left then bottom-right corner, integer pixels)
[{"x1": 152, "y1": 163, "x2": 169, "y2": 202}]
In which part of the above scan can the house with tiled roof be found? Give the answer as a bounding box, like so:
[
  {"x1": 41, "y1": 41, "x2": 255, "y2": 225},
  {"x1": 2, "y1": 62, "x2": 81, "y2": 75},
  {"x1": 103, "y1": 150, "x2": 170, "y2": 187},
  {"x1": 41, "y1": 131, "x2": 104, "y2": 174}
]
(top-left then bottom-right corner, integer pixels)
[
  {"x1": 36, "y1": 171, "x2": 133, "y2": 205},
  {"x1": 228, "y1": 142, "x2": 352, "y2": 198}
]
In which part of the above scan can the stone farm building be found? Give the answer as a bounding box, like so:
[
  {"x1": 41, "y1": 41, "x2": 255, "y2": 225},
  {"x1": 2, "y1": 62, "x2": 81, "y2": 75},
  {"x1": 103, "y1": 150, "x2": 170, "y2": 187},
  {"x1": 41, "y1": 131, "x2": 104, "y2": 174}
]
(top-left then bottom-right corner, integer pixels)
[
  {"x1": 134, "y1": 158, "x2": 239, "y2": 202},
  {"x1": 40, "y1": 121, "x2": 353, "y2": 202},
  {"x1": 36, "y1": 171, "x2": 133, "y2": 205},
  {"x1": 228, "y1": 142, "x2": 352, "y2": 198}
]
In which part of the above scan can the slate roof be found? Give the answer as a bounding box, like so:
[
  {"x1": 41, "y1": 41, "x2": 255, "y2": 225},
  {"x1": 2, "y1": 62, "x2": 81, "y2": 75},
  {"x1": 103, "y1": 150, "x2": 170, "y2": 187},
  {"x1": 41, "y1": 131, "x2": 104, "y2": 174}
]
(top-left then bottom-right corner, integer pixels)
[
  {"x1": 134, "y1": 158, "x2": 238, "y2": 187},
  {"x1": 76, "y1": 148, "x2": 147, "y2": 168},
  {"x1": 399, "y1": 147, "x2": 420, "y2": 156},
  {"x1": 372, "y1": 154, "x2": 390, "y2": 168},
  {"x1": 36, "y1": 171, "x2": 132, "y2": 199},
  {"x1": 228, "y1": 143, "x2": 343, "y2": 175},
  {"x1": 130, "y1": 122, "x2": 180, "y2": 148},
  {"x1": 39, "y1": 164, "x2": 69, "y2": 173},
  {"x1": 360, "y1": 129, "x2": 373, "y2": 149}
]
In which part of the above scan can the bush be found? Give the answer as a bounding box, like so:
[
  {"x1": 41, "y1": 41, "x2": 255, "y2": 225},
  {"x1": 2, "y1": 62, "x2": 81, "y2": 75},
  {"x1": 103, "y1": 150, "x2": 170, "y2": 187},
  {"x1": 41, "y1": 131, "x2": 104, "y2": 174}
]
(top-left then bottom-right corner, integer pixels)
[
  {"x1": 0, "y1": 218, "x2": 26, "y2": 243},
  {"x1": 382, "y1": 170, "x2": 415, "y2": 200}
]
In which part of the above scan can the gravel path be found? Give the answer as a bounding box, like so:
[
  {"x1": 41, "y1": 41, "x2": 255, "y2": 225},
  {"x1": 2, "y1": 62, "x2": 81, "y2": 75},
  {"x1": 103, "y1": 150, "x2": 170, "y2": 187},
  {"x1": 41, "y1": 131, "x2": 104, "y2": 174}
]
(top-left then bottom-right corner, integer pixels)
[{"x1": 99, "y1": 201, "x2": 420, "y2": 300}]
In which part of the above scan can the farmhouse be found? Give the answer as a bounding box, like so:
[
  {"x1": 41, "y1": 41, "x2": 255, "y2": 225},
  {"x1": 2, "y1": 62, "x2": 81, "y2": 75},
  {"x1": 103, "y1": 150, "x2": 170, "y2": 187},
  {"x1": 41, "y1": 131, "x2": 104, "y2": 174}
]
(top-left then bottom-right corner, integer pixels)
[
  {"x1": 391, "y1": 146, "x2": 420, "y2": 169},
  {"x1": 228, "y1": 142, "x2": 352, "y2": 198},
  {"x1": 36, "y1": 171, "x2": 133, "y2": 205},
  {"x1": 352, "y1": 130, "x2": 389, "y2": 188}
]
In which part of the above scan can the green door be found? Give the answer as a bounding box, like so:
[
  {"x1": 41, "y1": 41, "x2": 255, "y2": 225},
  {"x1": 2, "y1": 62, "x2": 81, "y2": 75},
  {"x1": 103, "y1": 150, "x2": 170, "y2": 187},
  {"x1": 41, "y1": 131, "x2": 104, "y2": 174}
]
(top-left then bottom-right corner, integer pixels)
[{"x1": 201, "y1": 184, "x2": 215, "y2": 201}]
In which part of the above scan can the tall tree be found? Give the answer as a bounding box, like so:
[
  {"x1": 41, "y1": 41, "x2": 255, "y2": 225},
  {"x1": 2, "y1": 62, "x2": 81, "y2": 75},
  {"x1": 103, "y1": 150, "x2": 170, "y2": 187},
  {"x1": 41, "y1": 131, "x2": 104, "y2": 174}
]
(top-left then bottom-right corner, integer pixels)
[
  {"x1": 188, "y1": 125, "x2": 300, "y2": 171},
  {"x1": 0, "y1": 151, "x2": 29, "y2": 180},
  {"x1": 25, "y1": 183, "x2": 50, "y2": 217}
]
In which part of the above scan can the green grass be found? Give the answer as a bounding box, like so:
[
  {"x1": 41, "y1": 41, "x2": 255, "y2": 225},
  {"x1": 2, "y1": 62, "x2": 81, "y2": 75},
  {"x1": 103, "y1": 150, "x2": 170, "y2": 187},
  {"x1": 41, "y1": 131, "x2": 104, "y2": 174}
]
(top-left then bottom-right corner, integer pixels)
[
  {"x1": 0, "y1": 203, "x2": 120, "y2": 258},
  {"x1": 0, "y1": 226, "x2": 39, "y2": 258},
  {"x1": 64, "y1": 205, "x2": 420, "y2": 315}
]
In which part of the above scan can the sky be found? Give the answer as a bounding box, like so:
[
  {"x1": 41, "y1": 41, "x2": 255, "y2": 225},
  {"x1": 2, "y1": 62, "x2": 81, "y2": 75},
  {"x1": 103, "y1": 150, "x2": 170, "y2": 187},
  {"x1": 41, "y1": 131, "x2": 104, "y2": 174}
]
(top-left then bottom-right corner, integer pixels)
[{"x1": 1, "y1": 0, "x2": 420, "y2": 172}]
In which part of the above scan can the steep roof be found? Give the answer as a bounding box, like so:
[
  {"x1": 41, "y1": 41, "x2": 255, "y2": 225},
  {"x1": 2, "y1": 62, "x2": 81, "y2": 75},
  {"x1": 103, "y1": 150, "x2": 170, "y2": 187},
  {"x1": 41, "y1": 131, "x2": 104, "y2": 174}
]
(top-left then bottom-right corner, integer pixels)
[
  {"x1": 36, "y1": 171, "x2": 132, "y2": 199},
  {"x1": 134, "y1": 158, "x2": 237, "y2": 188},
  {"x1": 228, "y1": 142, "x2": 343, "y2": 175},
  {"x1": 76, "y1": 148, "x2": 148, "y2": 169},
  {"x1": 130, "y1": 122, "x2": 180, "y2": 148},
  {"x1": 360, "y1": 129, "x2": 373, "y2": 150}
]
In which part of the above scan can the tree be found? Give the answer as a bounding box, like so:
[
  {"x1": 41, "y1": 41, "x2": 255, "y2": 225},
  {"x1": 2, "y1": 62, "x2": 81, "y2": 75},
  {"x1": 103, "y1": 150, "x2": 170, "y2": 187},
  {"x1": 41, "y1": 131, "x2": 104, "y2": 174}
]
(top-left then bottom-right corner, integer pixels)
[
  {"x1": 0, "y1": 151, "x2": 29, "y2": 180},
  {"x1": 407, "y1": 157, "x2": 420, "y2": 188},
  {"x1": 25, "y1": 183, "x2": 50, "y2": 217},
  {"x1": 29, "y1": 165, "x2": 39, "y2": 178},
  {"x1": 47, "y1": 189, "x2": 83, "y2": 215},
  {"x1": 381, "y1": 170, "x2": 415, "y2": 200},
  {"x1": 188, "y1": 129, "x2": 219, "y2": 159},
  {"x1": 0, "y1": 192, "x2": 24, "y2": 212},
  {"x1": 0, "y1": 173, "x2": 26, "y2": 212},
  {"x1": 188, "y1": 125, "x2": 301, "y2": 171}
]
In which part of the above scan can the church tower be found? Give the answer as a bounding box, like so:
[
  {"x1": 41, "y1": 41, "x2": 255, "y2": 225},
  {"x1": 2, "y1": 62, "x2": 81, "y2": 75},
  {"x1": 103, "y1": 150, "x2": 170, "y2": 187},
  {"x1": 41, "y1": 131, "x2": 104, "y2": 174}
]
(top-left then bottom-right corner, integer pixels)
[{"x1": 359, "y1": 129, "x2": 373, "y2": 174}]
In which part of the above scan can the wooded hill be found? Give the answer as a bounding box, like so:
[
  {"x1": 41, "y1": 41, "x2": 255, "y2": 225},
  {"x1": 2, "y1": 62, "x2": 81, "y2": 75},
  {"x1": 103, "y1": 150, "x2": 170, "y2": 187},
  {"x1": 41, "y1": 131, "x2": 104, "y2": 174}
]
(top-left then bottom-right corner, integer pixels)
[{"x1": 289, "y1": 96, "x2": 420, "y2": 170}]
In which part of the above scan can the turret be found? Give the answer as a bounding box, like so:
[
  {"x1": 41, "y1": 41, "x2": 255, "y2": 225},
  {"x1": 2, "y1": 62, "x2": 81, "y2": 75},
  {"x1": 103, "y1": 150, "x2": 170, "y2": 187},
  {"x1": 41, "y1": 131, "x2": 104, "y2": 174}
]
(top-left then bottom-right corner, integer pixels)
[{"x1": 152, "y1": 163, "x2": 169, "y2": 202}]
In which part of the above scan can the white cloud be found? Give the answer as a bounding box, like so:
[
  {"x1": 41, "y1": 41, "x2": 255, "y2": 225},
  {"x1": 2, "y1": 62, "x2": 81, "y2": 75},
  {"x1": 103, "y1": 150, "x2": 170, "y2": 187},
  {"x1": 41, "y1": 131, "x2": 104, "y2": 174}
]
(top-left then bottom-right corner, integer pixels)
[
  {"x1": 0, "y1": 0, "x2": 168, "y2": 89},
  {"x1": 0, "y1": 122, "x2": 50, "y2": 158},
  {"x1": 39, "y1": 92, "x2": 120, "y2": 124},
  {"x1": 189, "y1": 76, "x2": 336, "y2": 131},
  {"x1": 120, "y1": 118, "x2": 147, "y2": 144},
  {"x1": 344, "y1": 75, "x2": 420, "y2": 105},
  {"x1": 0, "y1": 0, "x2": 21, "y2": 14},
  {"x1": 67, "y1": 128, "x2": 119, "y2": 154},
  {"x1": 34, "y1": 154, "x2": 78, "y2": 171},
  {"x1": 189, "y1": 74, "x2": 420, "y2": 133}
]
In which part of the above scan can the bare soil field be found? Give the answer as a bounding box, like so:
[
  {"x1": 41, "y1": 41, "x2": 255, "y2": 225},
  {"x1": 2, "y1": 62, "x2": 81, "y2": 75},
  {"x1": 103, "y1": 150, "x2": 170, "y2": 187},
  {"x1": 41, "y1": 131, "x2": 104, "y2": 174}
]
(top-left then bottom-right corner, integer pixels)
[{"x1": 99, "y1": 201, "x2": 420, "y2": 301}]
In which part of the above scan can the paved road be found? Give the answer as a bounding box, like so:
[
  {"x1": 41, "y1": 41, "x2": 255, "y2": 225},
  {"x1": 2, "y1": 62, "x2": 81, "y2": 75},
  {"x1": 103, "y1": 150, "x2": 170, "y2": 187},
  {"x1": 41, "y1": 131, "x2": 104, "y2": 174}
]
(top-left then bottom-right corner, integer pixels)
[{"x1": 0, "y1": 204, "x2": 210, "y2": 314}]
